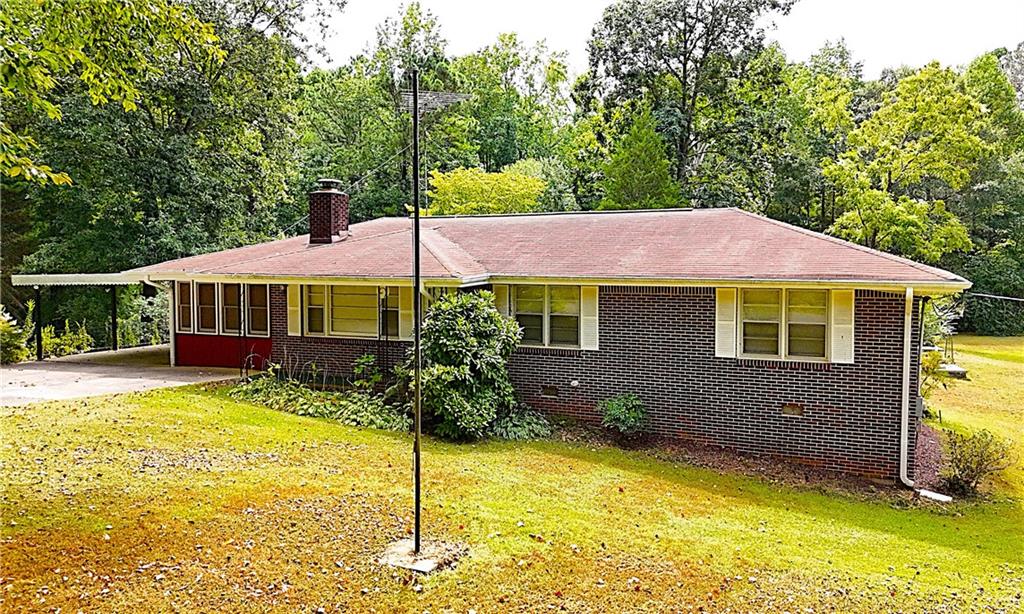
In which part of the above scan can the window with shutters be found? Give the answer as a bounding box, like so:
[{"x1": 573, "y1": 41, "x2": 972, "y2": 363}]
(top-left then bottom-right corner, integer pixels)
[
  {"x1": 176, "y1": 282, "x2": 192, "y2": 333},
  {"x1": 329, "y1": 285, "x2": 378, "y2": 338},
  {"x1": 512, "y1": 285, "x2": 581, "y2": 348},
  {"x1": 380, "y1": 286, "x2": 400, "y2": 338},
  {"x1": 305, "y1": 285, "x2": 326, "y2": 335},
  {"x1": 786, "y1": 290, "x2": 827, "y2": 358},
  {"x1": 247, "y1": 284, "x2": 269, "y2": 336},
  {"x1": 221, "y1": 283, "x2": 242, "y2": 334},
  {"x1": 739, "y1": 288, "x2": 830, "y2": 360},
  {"x1": 196, "y1": 283, "x2": 217, "y2": 333}
]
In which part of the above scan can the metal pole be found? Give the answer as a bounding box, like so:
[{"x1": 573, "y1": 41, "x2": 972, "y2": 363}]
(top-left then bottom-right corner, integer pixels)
[
  {"x1": 110, "y1": 285, "x2": 118, "y2": 351},
  {"x1": 412, "y1": 68, "x2": 422, "y2": 555},
  {"x1": 33, "y1": 286, "x2": 42, "y2": 361}
]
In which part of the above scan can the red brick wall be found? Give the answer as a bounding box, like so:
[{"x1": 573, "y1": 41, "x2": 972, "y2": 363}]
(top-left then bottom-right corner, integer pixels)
[
  {"x1": 267, "y1": 284, "x2": 921, "y2": 480},
  {"x1": 308, "y1": 191, "x2": 350, "y2": 243}
]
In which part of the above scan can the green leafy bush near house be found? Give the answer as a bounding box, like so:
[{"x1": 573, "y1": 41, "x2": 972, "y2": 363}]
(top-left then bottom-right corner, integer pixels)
[
  {"x1": 600, "y1": 393, "x2": 646, "y2": 435},
  {"x1": 230, "y1": 372, "x2": 411, "y2": 432},
  {"x1": 418, "y1": 290, "x2": 523, "y2": 440},
  {"x1": 489, "y1": 408, "x2": 553, "y2": 440},
  {"x1": 942, "y1": 428, "x2": 1014, "y2": 496},
  {"x1": 0, "y1": 304, "x2": 32, "y2": 364}
]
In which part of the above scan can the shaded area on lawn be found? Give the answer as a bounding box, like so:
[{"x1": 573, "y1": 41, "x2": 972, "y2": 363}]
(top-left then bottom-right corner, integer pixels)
[{"x1": 1, "y1": 383, "x2": 1022, "y2": 612}]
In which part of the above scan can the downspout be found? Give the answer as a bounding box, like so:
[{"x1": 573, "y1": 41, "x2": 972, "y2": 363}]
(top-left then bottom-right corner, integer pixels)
[{"x1": 899, "y1": 286, "x2": 915, "y2": 488}]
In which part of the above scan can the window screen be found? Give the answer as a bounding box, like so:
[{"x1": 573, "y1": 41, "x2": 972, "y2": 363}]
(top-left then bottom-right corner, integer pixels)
[
  {"x1": 177, "y1": 282, "x2": 192, "y2": 332},
  {"x1": 514, "y1": 285, "x2": 545, "y2": 344},
  {"x1": 196, "y1": 283, "x2": 217, "y2": 333},
  {"x1": 548, "y1": 286, "x2": 580, "y2": 347},
  {"x1": 222, "y1": 283, "x2": 241, "y2": 333},
  {"x1": 741, "y1": 289, "x2": 781, "y2": 356},
  {"x1": 329, "y1": 285, "x2": 378, "y2": 337},
  {"x1": 305, "y1": 285, "x2": 326, "y2": 334},
  {"x1": 787, "y1": 290, "x2": 827, "y2": 358},
  {"x1": 247, "y1": 284, "x2": 269, "y2": 335}
]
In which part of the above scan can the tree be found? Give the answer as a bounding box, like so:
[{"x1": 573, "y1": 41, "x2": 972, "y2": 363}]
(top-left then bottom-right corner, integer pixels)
[
  {"x1": 599, "y1": 105, "x2": 680, "y2": 210},
  {"x1": 586, "y1": 0, "x2": 794, "y2": 197},
  {"x1": 503, "y1": 158, "x2": 578, "y2": 211},
  {"x1": 427, "y1": 167, "x2": 546, "y2": 215},
  {"x1": 0, "y1": 0, "x2": 222, "y2": 184},
  {"x1": 825, "y1": 63, "x2": 982, "y2": 262}
]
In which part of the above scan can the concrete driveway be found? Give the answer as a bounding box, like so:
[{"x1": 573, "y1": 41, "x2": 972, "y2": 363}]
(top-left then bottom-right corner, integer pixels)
[{"x1": 0, "y1": 345, "x2": 238, "y2": 406}]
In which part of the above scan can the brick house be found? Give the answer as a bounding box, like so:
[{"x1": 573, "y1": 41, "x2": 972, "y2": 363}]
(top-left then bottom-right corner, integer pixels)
[{"x1": 127, "y1": 179, "x2": 970, "y2": 482}]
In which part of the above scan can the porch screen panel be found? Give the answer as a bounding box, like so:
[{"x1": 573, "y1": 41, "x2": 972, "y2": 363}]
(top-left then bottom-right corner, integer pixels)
[
  {"x1": 176, "y1": 282, "x2": 192, "y2": 332},
  {"x1": 221, "y1": 283, "x2": 241, "y2": 333},
  {"x1": 247, "y1": 284, "x2": 269, "y2": 335},
  {"x1": 196, "y1": 283, "x2": 217, "y2": 333},
  {"x1": 329, "y1": 285, "x2": 378, "y2": 337}
]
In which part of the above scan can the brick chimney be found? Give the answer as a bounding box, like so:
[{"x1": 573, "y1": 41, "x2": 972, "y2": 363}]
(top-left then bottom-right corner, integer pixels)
[{"x1": 308, "y1": 178, "x2": 350, "y2": 244}]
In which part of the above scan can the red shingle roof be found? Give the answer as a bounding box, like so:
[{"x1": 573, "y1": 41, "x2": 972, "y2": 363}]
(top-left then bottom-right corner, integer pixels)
[{"x1": 130, "y1": 208, "x2": 969, "y2": 289}]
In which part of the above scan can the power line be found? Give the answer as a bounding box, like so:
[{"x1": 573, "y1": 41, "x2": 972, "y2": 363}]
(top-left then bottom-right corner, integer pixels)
[{"x1": 967, "y1": 291, "x2": 1024, "y2": 303}]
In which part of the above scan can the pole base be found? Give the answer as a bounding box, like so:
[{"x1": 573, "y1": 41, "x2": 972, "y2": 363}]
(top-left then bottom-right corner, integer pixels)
[{"x1": 380, "y1": 538, "x2": 466, "y2": 575}]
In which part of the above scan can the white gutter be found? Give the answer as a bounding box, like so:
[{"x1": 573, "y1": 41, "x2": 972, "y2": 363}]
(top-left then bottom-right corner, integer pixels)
[{"x1": 899, "y1": 286, "x2": 914, "y2": 488}]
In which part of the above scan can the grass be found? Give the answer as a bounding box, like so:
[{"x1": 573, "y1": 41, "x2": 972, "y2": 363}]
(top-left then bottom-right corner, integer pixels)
[
  {"x1": 927, "y1": 335, "x2": 1024, "y2": 497},
  {"x1": 1, "y1": 340, "x2": 1022, "y2": 612}
]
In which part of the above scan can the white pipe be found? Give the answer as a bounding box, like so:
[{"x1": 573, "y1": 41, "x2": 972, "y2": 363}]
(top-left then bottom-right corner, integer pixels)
[{"x1": 899, "y1": 286, "x2": 914, "y2": 488}]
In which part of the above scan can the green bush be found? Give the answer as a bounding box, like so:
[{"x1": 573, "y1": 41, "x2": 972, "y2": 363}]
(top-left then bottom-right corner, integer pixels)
[
  {"x1": 230, "y1": 372, "x2": 411, "y2": 432},
  {"x1": 941, "y1": 428, "x2": 1013, "y2": 496},
  {"x1": 0, "y1": 304, "x2": 31, "y2": 364},
  {"x1": 489, "y1": 408, "x2": 552, "y2": 440},
  {"x1": 599, "y1": 393, "x2": 646, "y2": 435},
  {"x1": 42, "y1": 320, "x2": 93, "y2": 357},
  {"x1": 417, "y1": 290, "x2": 522, "y2": 440}
]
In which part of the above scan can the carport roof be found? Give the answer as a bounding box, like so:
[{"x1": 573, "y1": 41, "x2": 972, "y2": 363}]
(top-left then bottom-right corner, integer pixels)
[{"x1": 10, "y1": 273, "x2": 144, "y2": 287}]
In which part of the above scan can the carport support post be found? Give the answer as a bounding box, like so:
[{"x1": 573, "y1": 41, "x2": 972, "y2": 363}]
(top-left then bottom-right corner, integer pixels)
[
  {"x1": 110, "y1": 285, "x2": 118, "y2": 351},
  {"x1": 33, "y1": 286, "x2": 42, "y2": 361}
]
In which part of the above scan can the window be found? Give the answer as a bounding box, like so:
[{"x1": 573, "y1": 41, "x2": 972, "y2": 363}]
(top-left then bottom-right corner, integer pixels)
[
  {"x1": 247, "y1": 284, "x2": 269, "y2": 336},
  {"x1": 741, "y1": 289, "x2": 781, "y2": 356},
  {"x1": 305, "y1": 285, "x2": 326, "y2": 335},
  {"x1": 196, "y1": 283, "x2": 217, "y2": 333},
  {"x1": 787, "y1": 290, "x2": 827, "y2": 358},
  {"x1": 549, "y1": 286, "x2": 580, "y2": 347},
  {"x1": 176, "y1": 282, "x2": 192, "y2": 332},
  {"x1": 381, "y1": 287, "x2": 400, "y2": 338},
  {"x1": 513, "y1": 285, "x2": 581, "y2": 348},
  {"x1": 514, "y1": 285, "x2": 545, "y2": 344},
  {"x1": 221, "y1": 283, "x2": 241, "y2": 334},
  {"x1": 739, "y1": 288, "x2": 829, "y2": 360},
  {"x1": 329, "y1": 285, "x2": 378, "y2": 337}
]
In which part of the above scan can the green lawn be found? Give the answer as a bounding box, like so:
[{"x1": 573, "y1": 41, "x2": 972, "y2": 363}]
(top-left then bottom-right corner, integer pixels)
[
  {"x1": 927, "y1": 335, "x2": 1024, "y2": 497},
  {"x1": 2, "y1": 344, "x2": 1022, "y2": 612}
]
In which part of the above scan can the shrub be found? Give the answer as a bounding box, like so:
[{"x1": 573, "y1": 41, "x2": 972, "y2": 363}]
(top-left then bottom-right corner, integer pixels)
[
  {"x1": 941, "y1": 429, "x2": 1013, "y2": 496},
  {"x1": 351, "y1": 353, "x2": 382, "y2": 391},
  {"x1": 417, "y1": 290, "x2": 521, "y2": 440},
  {"x1": 42, "y1": 320, "x2": 93, "y2": 357},
  {"x1": 489, "y1": 408, "x2": 553, "y2": 440},
  {"x1": 600, "y1": 393, "x2": 646, "y2": 435},
  {"x1": 230, "y1": 372, "x2": 411, "y2": 432},
  {"x1": 0, "y1": 304, "x2": 31, "y2": 364}
]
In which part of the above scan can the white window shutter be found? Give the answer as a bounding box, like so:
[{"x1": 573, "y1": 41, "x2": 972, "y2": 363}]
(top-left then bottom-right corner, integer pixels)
[
  {"x1": 286, "y1": 284, "x2": 301, "y2": 336},
  {"x1": 399, "y1": 286, "x2": 414, "y2": 340},
  {"x1": 580, "y1": 285, "x2": 599, "y2": 350},
  {"x1": 492, "y1": 284, "x2": 509, "y2": 316},
  {"x1": 715, "y1": 288, "x2": 737, "y2": 358},
  {"x1": 830, "y1": 289, "x2": 855, "y2": 364}
]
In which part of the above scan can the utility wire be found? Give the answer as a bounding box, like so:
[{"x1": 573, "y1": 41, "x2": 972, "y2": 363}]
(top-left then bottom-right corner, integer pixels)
[{"x1": 967, "y1": 292, "x2": 1024, "y2": 303}]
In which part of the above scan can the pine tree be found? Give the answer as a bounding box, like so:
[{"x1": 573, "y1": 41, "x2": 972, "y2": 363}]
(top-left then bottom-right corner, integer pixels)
[{"x1": 599, "y1": 106, "x2": 682, "y2": 210}]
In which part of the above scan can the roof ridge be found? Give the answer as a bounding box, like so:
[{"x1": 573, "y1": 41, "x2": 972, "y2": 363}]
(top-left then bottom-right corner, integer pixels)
[
  {"x1": 196, "y1": 227, "x2": 410, "y2": 274},
  {"x1": 729, "y1": 208, "x2": 964, "y2": 283},
  {"x1": 420, "y1": 225, "x2": 486, "y2": 277},
  {"x1": 420, "y1": 207, "x2": 705, "y2": 221}
]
